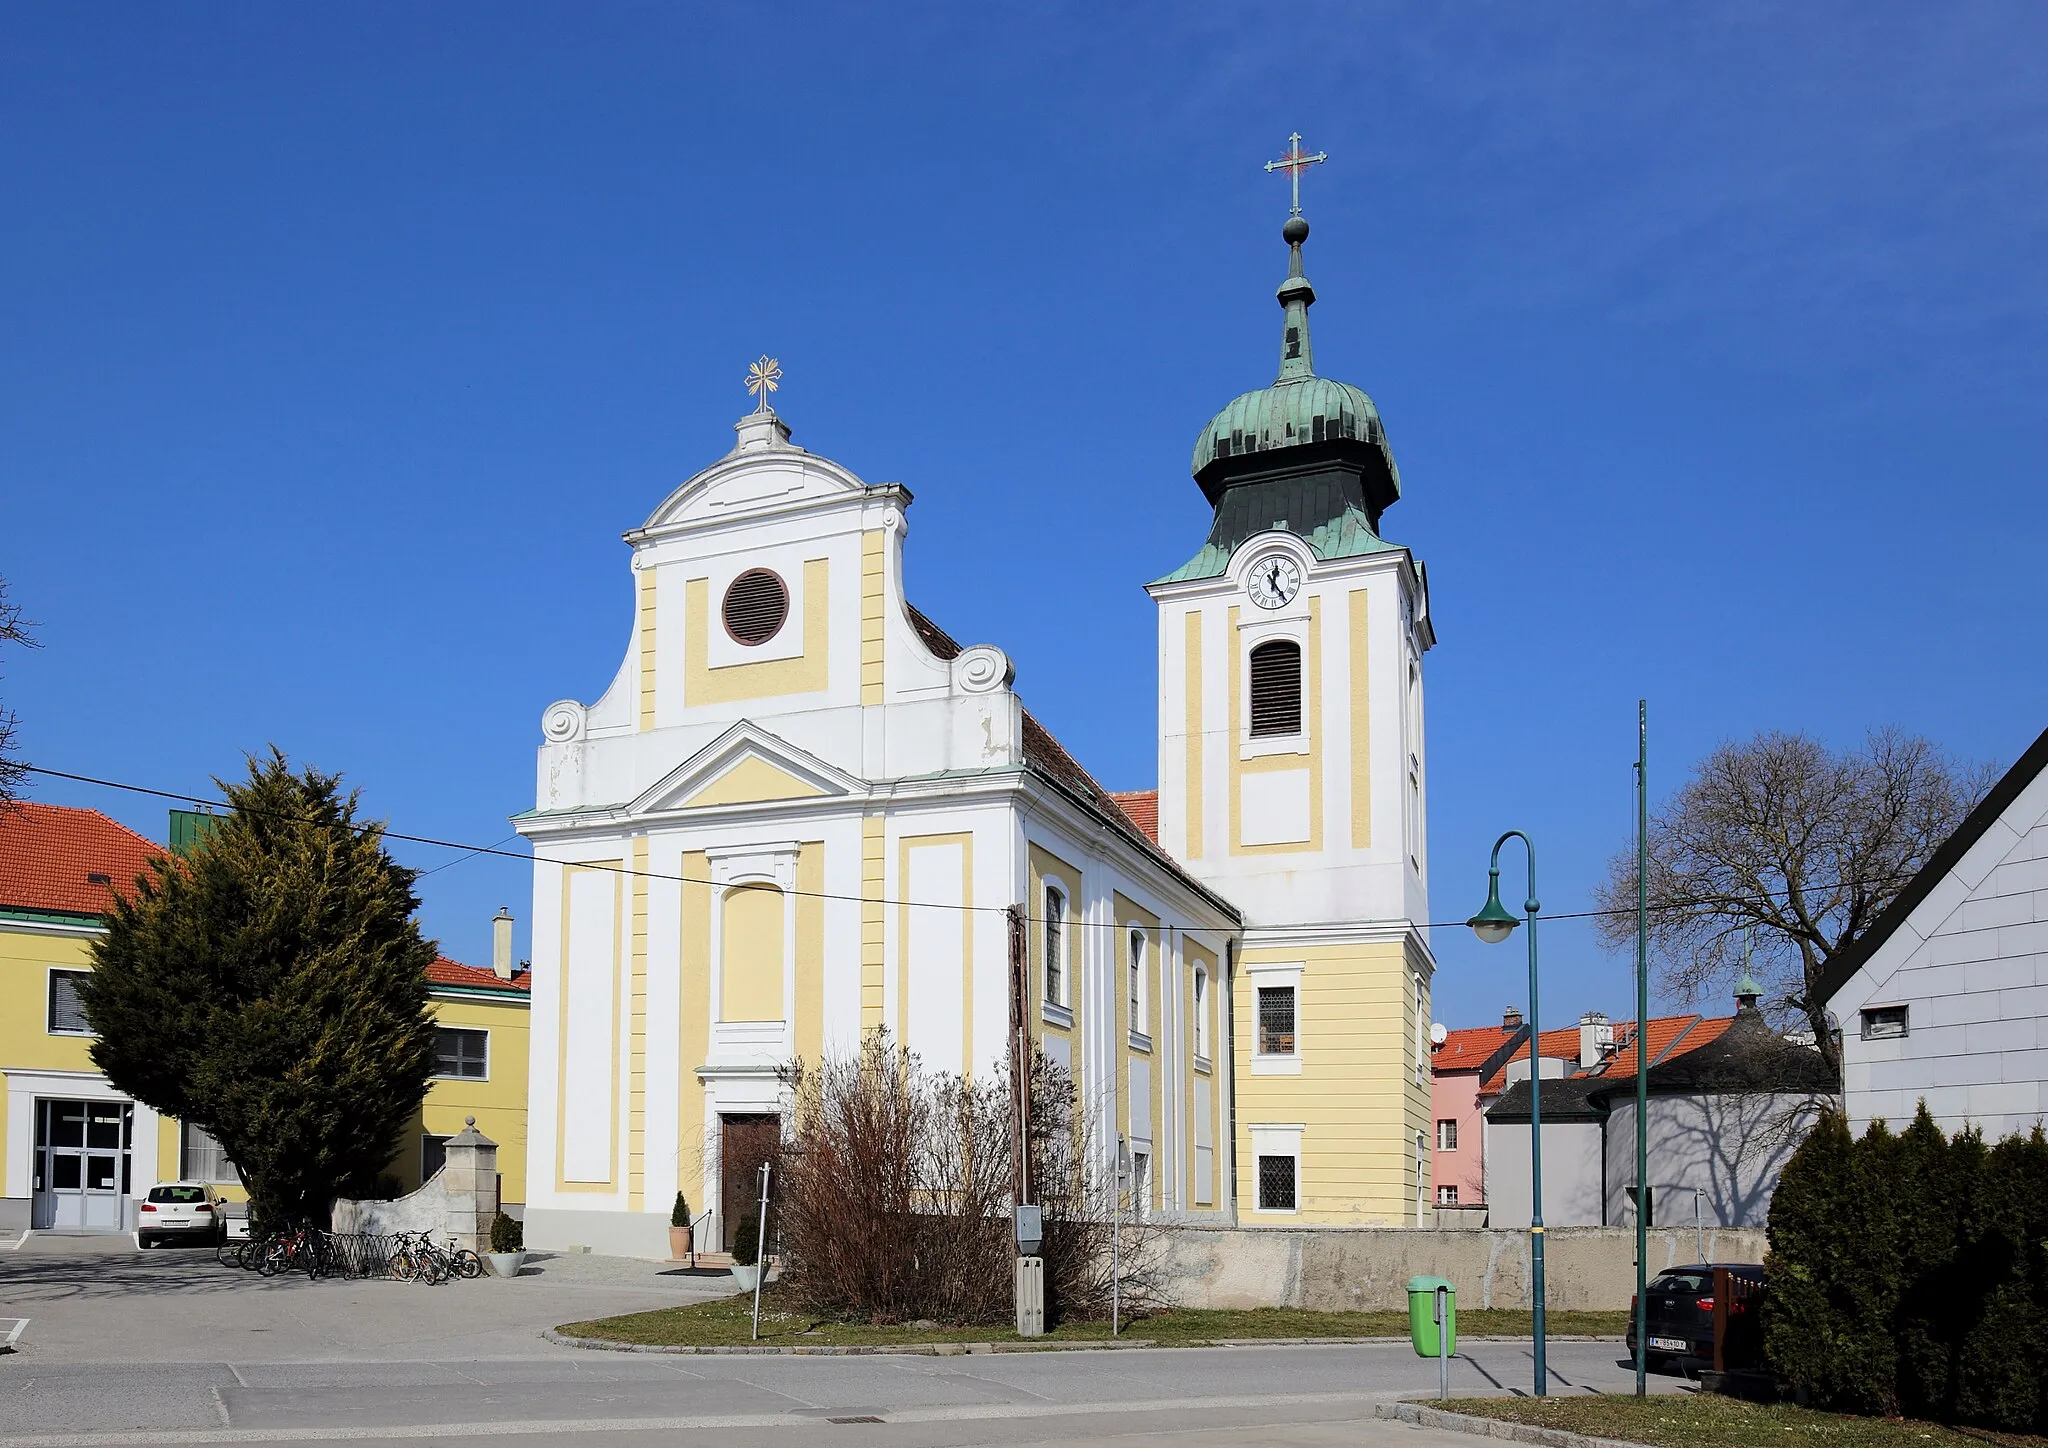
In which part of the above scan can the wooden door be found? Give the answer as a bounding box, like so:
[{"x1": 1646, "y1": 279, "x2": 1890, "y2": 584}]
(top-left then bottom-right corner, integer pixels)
[{"x1": 718, "y1": 1114, "x2": 781, "y2": 1253}]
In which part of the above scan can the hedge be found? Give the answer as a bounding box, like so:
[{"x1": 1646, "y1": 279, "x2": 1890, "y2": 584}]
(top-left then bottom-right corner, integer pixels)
[{"x1": 1765, "y1": 1103, "x2": 2048, "y2": 1431}]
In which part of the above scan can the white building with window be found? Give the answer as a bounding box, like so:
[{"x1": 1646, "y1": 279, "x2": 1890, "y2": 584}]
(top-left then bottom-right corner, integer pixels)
[
  {"x1": 1821, "y1": 723, "x2": 2048, "y2": 1139},
  {"x1": 517, "y1": 183, "x2": 1442, "y2": 1246}
]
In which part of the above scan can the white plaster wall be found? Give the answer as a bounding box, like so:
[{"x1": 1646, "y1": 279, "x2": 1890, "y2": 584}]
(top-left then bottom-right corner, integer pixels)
[
  {"x1": 1603, "y1": 1093, "x2": 1829, "y2": 1230},
  {"x1": 1834, "y1": 767, "x2": 2048, "y2": 1139},
  {"x1": 1482, "y1": 1118, "x2": 1604, "y2": 1228}
]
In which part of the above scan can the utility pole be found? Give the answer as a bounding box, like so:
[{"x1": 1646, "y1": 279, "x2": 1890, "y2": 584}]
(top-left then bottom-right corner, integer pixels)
[{"x1": 1634, "y1": 700, "x2": 1650, "y2": 1399}]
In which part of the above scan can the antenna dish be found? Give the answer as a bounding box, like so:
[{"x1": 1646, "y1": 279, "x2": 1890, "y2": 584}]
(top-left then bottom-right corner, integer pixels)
[{"x1": 1429, "y1": 1022, "x2": 1448, "y2": 1046}]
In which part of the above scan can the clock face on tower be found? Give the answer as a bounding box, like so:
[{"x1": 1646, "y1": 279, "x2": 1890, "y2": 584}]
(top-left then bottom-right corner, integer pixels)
[{"x1": 1247, "y1": 554, "x2": 1302, "y2": 610}]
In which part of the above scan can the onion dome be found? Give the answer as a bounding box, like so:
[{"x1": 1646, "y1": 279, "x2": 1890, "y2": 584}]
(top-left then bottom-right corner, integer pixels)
[{"x1": 1160, "y1": 213, "x2": 1405, "y2": 584}]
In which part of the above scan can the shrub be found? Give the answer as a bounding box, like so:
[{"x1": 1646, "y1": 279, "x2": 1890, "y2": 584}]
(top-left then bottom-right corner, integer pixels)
[
  {"x1": 489, "y1": 1210, "x2": 523, "y2": 1254},
  {"x1": 772, "y1": 1030, "x2": 1156, "y2": 1327},
  {"x1": 671, "y1": 1191, "x2": 691, "y2": 1229},
  {"x1": 1766, "y1": 1105, "x2": 2048, "y2": 1432},
  {"x1": 732, "y1": 1211, "x2": 760, "y2": 1267}
]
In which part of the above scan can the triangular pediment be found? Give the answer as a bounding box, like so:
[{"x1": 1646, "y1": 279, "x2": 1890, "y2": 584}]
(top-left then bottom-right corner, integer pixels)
[{"x1": 630, "y1": 723, "x2": 863, "y2": 816}]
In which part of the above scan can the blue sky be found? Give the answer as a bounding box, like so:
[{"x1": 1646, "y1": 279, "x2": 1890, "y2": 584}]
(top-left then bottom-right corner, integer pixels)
[{"x1": 5, "y1": 5, "x2": 2046, "y2": 1029}]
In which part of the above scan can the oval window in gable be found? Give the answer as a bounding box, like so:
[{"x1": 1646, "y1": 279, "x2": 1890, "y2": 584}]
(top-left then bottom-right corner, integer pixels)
[{"x1": 722, "y1": 569, "x2": 790, "y2": 645}]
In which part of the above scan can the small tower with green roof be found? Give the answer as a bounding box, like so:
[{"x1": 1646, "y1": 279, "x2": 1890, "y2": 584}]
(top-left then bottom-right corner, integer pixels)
[{"x1": 1146, "y1": 138, "x2": 1439, "y2": 1227}]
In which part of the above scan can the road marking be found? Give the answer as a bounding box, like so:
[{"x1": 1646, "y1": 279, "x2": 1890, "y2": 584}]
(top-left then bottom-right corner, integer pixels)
[
  {"x1": 0, "y1": 1232, "x2": 29, "y2": 1252},
  {"x1": 209, "y1": 1387, "x2": 230, "y2": 1429},
  {"x1": 227, "y1": 1365, "x2": 251, "y2": 1389},
  {"x1": 0, "y1": 1319, "x2": 27, "y2": 1351},
  {"x1": 0, "y1": 1388, "x2": 1399, "y2": 1445}
]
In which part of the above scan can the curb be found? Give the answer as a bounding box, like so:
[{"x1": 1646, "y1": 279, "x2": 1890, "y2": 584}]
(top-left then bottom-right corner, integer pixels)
[
  {"x1": 1374, "y1": 1403, "x2": 1653, "y2": 1448},
  {"x1": 542, "y1": 1329, "x2": 1616, "y2": 1357}
]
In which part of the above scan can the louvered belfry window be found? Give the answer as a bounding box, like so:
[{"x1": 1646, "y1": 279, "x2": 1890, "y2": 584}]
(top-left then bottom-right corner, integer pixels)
[
  {"x1": 1249, "y1": 640, "x2": 1302, "y2": 737},
  {"x1": 722, "y1": 569, "x2": 789, "y2": 645}
]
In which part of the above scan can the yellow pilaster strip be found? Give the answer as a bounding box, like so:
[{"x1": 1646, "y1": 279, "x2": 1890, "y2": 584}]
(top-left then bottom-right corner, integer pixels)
[
  {"x1": 860, "y1": 816, "x2": 885, "y2": 1031},
  {"x1": 1350, "y1": 589, "x2": 1371, "y2": 848},
  {"x1": 1183, "y1": 611, "x2": 1203, "y2": 860},
  {"x1": 678, "y1": 852, "x2": 712, "y2": 1211},
  {"x1": 636, "y1": 566, "x2": 657, "y2": 731},
  {"x1": 860, "y1": 530, "x2": 886, "y2": 705},
  {"x1": 796, "y1": 842, "x2": 826, "y2": 1069},
  {"x1": 627, "y1": 836, "x2": 649, "y2": 1210},
  {"x1": 1308, "y1": 594, "x2": 1324, "y2": 847}
]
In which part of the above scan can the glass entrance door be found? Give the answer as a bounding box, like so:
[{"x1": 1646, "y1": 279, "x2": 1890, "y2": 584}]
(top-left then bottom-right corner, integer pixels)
[{"x1": 32, "y1": 1099, "x2": 132, "y2": 1231}]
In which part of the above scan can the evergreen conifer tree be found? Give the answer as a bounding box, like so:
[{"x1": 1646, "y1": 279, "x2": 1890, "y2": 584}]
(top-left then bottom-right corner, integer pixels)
[{"x1": 80, "y1": 751, "x2": 439, "y2": 1229}]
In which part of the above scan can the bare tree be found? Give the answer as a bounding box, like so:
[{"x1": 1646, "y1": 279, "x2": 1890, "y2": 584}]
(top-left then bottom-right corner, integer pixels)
[
  {"x1": 1595, "y1": 728, "x2": 1988, "y2": 1075},
  {"x1": 0, "y1": 577, "x2": 37, "y2": 807}
]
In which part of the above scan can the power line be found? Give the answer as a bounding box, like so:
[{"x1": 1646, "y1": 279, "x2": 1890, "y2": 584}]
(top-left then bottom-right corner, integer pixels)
[{"x1": 17, "y1": 762, "x2": 1927, "y2": 937}]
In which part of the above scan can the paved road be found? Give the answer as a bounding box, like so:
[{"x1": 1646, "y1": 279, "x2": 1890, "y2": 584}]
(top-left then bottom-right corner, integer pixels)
[{"x1": 0, "y1": 1234, "x2": 1677, "y2": 1448}]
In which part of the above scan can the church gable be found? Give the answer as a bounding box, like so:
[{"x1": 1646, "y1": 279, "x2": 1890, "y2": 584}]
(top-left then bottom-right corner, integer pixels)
[{"x1": 630, "y1": 722, "x2": 860, "y2": 817}]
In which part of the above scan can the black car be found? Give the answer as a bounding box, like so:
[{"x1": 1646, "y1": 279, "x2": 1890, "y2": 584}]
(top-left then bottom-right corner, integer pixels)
[{"x1": 1625, "y1": 1263, "x2": 1764, "y2": 1371}]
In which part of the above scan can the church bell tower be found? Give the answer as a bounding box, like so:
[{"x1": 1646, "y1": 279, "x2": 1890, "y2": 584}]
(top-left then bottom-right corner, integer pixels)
[{"x1": 1145, "y1": 136, "x2": 1439, "y2": 1225}]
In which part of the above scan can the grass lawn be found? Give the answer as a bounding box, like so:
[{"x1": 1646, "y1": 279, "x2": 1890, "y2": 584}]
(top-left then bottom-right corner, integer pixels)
[
  {"x1": 557, "y1": 1288, "x2": 1630, "y2": 1348},
  {"x1": 1444, "y1": 1394, "x2": 2048, "y2": 1448}
]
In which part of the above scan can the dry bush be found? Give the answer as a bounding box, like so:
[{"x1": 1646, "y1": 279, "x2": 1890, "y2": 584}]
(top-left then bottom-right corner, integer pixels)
[{"x1": 774, "y1": 1031, "x2": 1158, "y2": 1326}]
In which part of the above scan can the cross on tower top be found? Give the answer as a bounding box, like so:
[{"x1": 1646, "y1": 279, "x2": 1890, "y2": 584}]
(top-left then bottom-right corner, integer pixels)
[{"x1": 1264, "y1": 132, "x2": 1327, "y2": 217}]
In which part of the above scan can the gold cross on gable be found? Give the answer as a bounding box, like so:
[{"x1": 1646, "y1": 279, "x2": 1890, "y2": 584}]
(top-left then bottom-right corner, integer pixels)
[
  {"x1": 1264, "y1": 132, "x2": 1328, "y2": 217},
  {"x1": 745, "y1": 355, "x2": 782, "y2": 413}
]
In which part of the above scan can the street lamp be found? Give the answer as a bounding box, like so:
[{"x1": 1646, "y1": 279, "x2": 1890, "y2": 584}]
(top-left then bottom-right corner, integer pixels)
[{"x1": 1467, "y1": 830, "x2": 1548, "y2": 1398}]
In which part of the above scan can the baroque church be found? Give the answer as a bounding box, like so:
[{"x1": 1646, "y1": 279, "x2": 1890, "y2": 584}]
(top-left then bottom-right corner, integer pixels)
[{"x1": 514, "y1": 172, "x2": 1438, "y2": 1256}]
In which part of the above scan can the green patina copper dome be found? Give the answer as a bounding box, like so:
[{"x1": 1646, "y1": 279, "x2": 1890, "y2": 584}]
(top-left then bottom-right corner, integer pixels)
[
  {"x1": 1191, "y1": 374, "x2": 1389, "y2": 477},
  {"x1": 1156, "y1": 210, "x2": 1408, "y2": 586}
]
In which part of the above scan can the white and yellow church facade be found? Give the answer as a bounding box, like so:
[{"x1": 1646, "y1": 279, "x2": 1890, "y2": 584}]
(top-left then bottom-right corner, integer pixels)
[{"x1": 515, "y1": 205, "x2": 1438, "y2": 1256}]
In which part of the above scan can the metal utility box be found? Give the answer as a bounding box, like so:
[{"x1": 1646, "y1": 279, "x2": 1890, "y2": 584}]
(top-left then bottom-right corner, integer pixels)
[{"x1": 1014, "y1": 1254, "x2": 1045, "y2": 1337}]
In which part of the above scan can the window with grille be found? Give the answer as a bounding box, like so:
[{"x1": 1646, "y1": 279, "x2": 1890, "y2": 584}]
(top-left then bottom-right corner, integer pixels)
[
  {"x1": 1861, "y1": 1005, "x2": 1909, "y2": 1040},
  {"x1": 1193, "y1": 968, "x2": 1208, "y2": 1058},
  {"x1": 1257, "y1": 985, "x2": 1296, "y2": 1055},
  {"x1": 1249, "y1": 641, "x2": 1302, "y2": 737},
  {"x1": 1257, "y1": 1154, "x2": 1297, "y2": 1211},
  {"x1": 48, "y1": 969, "x2": 91, "y2": 1035},
  {"x1": 1043, "y1": 887, "x2": 1065, "y2": 1006},
  {"x1": 1437, "y1": 1119, "x2": 1458, "y2": 1151},
  {"x1": 433, "y1": 1027, "x2": 489, "y2": 1080},
  {"x1": 1128, "y1": 929, "x2": 1145, "y2": 1028},
  {"x1": 1131, "y1": 1151, "x2": 1150, "y2": 1218},
  {"x1": 721, "y1": 569, "x2": 789, "y2": 645},
  {"x1": 1437, "y1": 1184, "x2": 1459, "y2": 1205},
  {"x1": 181, "y1": 1122, "x2": 236, "y2": 1183}
]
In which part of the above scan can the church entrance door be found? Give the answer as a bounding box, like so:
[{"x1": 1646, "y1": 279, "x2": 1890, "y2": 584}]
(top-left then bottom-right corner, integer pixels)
[{"x1": 718, "y1": 1113, "x2": 781, "y2": 1254}]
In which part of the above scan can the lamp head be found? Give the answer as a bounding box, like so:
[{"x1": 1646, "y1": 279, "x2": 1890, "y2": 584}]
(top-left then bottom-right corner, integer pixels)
[{"x1": 1468, "y1": 871, "x2": 1520, "y2": 945}]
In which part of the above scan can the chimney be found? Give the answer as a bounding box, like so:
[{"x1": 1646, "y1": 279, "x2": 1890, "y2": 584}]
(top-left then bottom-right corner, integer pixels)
[
  {"x1": 1502, "y1": 1006, "x2": 1523, "y2": 1030},
  {"x1": 1579, "y1": 1011, "x2": 1613, "y2": 1068},
  {"x1": 492, "y1": 907, "x2": 515, "y2": 980}
]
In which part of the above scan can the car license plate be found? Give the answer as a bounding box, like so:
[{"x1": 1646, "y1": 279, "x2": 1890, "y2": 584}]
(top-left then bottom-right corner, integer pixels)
[{"x1": 1649, "y1": 1336, "x2": 1687, "y2": 1352}]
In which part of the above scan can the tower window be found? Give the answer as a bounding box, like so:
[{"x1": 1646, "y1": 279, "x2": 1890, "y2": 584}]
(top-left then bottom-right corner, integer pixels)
[
  {"x1": 1312, "y1": 415, "x2": 1326, "y2": 442},
  {"x1": 1249, "y1": 640, "x2": 1302, "y2": 737},
  {"x1": 1285, "y1": 326, "x2": 1300, "y2": 359}
]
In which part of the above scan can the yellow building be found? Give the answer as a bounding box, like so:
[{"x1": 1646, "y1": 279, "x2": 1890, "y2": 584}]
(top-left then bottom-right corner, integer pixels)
[
  {"x1": 0, "y1": 802, "x2": 530, "y2": 1231},
  {"x1": 1144, "y1": 202, "x2": 1438, "y2": 1225}
]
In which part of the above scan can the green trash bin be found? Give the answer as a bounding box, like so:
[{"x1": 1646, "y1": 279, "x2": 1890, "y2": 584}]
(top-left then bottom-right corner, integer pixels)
[{"x1": 1407, "y1": 1275, "x2": 1457, "y2": 1358}]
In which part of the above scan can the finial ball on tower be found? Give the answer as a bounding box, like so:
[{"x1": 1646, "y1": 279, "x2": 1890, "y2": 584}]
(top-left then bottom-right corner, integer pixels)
[{"x1": 1283, "y1": 216, "x2": 1310, "y2": 246}]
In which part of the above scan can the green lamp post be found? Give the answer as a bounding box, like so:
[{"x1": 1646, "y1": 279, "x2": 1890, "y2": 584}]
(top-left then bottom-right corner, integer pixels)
[{"x1": 1468, "y1": 830, "x2": 1548, "y2": 1397}]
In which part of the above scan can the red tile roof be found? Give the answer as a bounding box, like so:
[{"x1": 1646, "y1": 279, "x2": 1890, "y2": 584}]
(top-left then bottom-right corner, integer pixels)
[
  {"x1": 426, "y1": 955, "x2": 531, "y2": 995},
  {"x1": 1109, "y1": 790, "x2": 1159, "y2": 844},
  {"x1": 1432, "y1": 1011, "x2": 1735, "y2": 1093},
  {"x1": 1597, "y1": 1014, "x2": 1730, "y2": 1079},
  {"x1": 0, "y1": 802, "x2": 162, "y2": 917}
]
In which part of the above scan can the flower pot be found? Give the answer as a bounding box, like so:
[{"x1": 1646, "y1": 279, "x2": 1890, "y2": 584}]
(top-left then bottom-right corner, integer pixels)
[
  {"x1": 668, "y1": 1225, "x2": 693, "y2": 1260},
  {"x1": 729, "y1": 1263, "x2": 760, "y2": 1291},
  {"x1": 486, "y1": 1251, "x2": 526, "y2": 1278}
]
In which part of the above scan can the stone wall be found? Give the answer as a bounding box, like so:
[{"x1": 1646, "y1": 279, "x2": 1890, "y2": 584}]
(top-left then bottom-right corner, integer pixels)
[
  {"x1": 331, "y1": 1119, "x2": 499, "y2": 1253},
  {"x1": 1155, "y1": 1224, "x2": 1767, "y2": 1311}
]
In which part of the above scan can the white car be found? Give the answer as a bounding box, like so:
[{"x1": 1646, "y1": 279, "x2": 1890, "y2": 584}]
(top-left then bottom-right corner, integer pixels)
[{"x1": 137, "y1": 1182, "x2": 225, "y2": 1247}]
